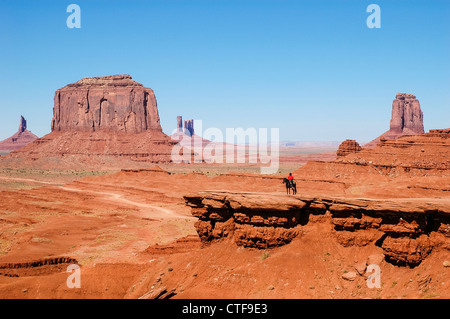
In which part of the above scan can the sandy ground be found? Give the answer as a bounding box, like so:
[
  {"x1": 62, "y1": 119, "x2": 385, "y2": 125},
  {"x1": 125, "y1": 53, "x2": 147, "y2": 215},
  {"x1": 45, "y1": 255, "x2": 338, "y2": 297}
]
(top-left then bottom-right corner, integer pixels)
[{"x1": 0, "y1": 166, "x2": 448, "y2": 299}]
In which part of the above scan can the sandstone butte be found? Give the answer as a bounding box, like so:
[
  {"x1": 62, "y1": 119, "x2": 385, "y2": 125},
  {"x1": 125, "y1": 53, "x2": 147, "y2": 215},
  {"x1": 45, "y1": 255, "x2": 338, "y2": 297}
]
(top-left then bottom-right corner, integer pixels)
[
  {"x1": 0, "y1": 116, "x2": 38, "y2": 152},
  {"x1": 0, "y1": 75, "x2": 176, "y2": 169},
  {"x1": 336, "y1": 139, "x2": 362, "y2": 157},
  {"x1": 51, "y1": 74, "x2": 161, "y2": 133},
  {"x1": 365, "y1": 93, "x2": 425, "y2": 148}
]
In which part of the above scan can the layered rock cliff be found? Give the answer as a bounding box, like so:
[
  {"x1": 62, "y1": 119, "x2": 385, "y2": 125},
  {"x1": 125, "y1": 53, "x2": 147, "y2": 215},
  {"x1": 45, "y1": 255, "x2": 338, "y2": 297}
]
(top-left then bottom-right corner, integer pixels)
[
  {"x1": 51, "y1": 75, "x2": 162, "y2": 133},
  {"x1": 185, "y1": 191, "x2": 450, "y2": 267},
  {"x1": 336, "y1": 139, "x2": 362, "y2": 157}
]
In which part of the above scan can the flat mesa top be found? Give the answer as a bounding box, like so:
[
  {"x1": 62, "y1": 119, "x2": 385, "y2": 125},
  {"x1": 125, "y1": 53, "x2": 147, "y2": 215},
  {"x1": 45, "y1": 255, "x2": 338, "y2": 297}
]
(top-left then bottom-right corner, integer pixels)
[
  {"x1": 186, "y1": 190, "x2": 450, "y2": 215},
  {"x1": 395, "y1": 93, "x2": 417, "y2": 100},
  {"x1": 64, "y1": 74, "x2": 144, "y2": 88}
]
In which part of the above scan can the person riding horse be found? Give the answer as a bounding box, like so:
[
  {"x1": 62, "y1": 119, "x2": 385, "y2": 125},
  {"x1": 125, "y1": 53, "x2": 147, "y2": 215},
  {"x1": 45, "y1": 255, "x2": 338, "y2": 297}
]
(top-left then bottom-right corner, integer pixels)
[{"x1": 283, "y1": 173, "x2": 297, "y2": 195}]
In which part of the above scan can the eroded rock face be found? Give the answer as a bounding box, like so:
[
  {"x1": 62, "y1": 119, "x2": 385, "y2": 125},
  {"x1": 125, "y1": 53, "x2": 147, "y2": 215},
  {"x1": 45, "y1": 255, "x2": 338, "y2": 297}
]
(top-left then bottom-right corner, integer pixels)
[
  {"x1": 185, "y1": 191, "x2": 450, "y2": 266},
  {"x1": 336, "y1": 139, "x2": 362, "y2": 157},
  {"x1": 365, "y1": 93, "x2": 424, "y2": 148},
  {"x1": 390, "y1": 93, "x2": 424, "y2": 135},
  {"x1": 51, "y1": 75, "x2": 162, "y2": 133}
]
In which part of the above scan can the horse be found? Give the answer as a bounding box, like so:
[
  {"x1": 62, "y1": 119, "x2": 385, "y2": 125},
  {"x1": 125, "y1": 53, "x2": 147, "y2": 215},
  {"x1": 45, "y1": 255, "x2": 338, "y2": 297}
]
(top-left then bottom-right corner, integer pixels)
[{"x1": 282, "y1": 178, "x2": 297, "y2": 195}]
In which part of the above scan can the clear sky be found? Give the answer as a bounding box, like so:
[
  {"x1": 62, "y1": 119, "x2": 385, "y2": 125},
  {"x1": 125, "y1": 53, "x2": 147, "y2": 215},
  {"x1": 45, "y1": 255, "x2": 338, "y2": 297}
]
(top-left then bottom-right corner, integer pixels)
[{"x1": 0, "y1": 0, "x2": 449, "y2": 143}]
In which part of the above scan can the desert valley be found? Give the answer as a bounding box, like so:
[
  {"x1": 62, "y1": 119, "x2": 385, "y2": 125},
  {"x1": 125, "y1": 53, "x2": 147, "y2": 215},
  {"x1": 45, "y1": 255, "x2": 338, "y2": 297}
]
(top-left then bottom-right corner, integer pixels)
[{"x1": 0, "y1": 75, "x2": 448, "y2": 299}]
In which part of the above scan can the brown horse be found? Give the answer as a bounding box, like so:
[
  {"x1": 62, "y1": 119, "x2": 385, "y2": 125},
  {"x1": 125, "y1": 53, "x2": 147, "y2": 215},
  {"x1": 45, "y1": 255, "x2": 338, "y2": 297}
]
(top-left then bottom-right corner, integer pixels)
[{"x1": 282, "y1": 178, "x2": 297, "y2": 195}]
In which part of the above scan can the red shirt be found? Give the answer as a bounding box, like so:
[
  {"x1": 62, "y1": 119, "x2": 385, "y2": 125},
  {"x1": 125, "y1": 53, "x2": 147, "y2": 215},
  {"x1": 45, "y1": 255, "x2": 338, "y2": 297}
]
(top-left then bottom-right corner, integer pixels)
[{"x1": 288, "y1": 175, "x2": 293, "y2": 181}]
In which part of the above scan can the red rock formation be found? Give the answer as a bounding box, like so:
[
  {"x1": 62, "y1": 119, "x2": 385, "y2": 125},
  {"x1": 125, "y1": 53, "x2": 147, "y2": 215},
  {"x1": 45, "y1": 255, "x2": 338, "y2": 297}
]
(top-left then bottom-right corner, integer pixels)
[
  {"x1": 365, "y1": 93, "x2": 424, "y2": 148},
  {"x1": 336, "y1": 139, "x2": 362, "y2": 157},
  {"x1": 0, "y1": 116, "x2": 38, "y2": 152},
  {"x1": 390, "y1": 93, "x2": 424, "y2": 135},
  {"x1": 18, "y1": 116, "x2": 27, "y2": 133},
  {"x1": 51, "y1": 75, "x2": 162, "y2": 133},
  {"x1": 185, "y1": 191, "x2": 450, "y2": 266},
  {"x1": 184, "y1": 119, "x2": 194, "y2": 137},
  {"x1": 0, "y1": 76, "x2": 176, "y2": 168},
  {"x1": 176, "y1": 116, "x2": 183, "y2": 132},
  {"x1": 290, "y1": 128, "x2": 450, "y2": 201}
]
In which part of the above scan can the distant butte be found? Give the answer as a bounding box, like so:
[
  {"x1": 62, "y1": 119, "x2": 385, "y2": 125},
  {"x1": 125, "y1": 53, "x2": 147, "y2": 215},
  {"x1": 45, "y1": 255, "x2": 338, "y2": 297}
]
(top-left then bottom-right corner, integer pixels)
[
  {"x1": 364, "y1": 93, "x2": 424, "y2": 148},
  {"x1": 0, "y1": 116, "x2": 38, "y2": 153},
  {"x1": 336, "y1": 139, "x2": 361, "y2": 157}
]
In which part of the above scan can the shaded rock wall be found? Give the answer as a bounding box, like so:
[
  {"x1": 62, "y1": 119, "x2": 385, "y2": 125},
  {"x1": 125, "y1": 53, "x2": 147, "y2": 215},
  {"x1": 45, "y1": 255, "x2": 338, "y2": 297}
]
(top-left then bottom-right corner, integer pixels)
[{"x1": 185, "y1": 191, "x2": 450, "y2": 267}]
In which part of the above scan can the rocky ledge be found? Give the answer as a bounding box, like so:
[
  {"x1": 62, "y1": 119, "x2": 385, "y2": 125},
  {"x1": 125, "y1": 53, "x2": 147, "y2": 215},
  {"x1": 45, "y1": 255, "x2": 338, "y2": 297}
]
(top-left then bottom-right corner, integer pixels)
[{"x1": 185, "y1": 191, "x2": 450, "y2": 267}]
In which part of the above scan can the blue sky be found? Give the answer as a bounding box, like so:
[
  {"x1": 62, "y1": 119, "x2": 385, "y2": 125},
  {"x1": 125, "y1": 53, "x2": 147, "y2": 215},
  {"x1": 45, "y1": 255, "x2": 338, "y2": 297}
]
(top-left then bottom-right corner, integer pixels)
[{"x1": 0, "y1": 0, "x2": 449, "y2": 142}]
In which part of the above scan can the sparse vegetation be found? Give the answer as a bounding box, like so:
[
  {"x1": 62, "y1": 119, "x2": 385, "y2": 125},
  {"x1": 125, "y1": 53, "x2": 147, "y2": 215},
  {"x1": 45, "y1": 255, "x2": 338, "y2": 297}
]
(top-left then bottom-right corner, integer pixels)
[
  {"x1": 261, "y1": 251, "x2": 270, "y2": 260},
  {"x1": 0, "y1": 168, "x2": 114, "y2": 185},
  {"x1": 422, "y1": 293, "x2": 439, "y2": 299}
]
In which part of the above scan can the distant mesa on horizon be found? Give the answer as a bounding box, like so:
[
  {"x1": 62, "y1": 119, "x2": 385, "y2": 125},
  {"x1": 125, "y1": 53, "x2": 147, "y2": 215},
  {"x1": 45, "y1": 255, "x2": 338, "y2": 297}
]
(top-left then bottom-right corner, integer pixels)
[
  {"x1": 0, "y1": 116, "x2": 38, "y2": 153},
  {"x1": 0, "y1": 79, "x2": 442, "y2": 172},
  {"x1": 172, "y1": 115, "x2": 195, "y2": 139}
]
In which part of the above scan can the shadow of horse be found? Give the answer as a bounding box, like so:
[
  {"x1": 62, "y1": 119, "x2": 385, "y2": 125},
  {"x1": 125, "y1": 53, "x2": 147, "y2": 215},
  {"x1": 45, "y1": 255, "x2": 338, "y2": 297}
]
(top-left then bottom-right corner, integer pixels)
[{"x1": 282, "y1": 178, "x2": 297, "y2": 195}]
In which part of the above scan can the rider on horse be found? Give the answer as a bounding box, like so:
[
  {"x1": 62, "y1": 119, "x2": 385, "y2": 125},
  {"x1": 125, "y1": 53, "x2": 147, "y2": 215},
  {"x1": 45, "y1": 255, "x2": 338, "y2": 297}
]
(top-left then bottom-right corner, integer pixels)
[
  {"x1": 288, "y1": 172, "x2": 294, "y2": 187},
  {"x1": 283, "y1": 172, "x2": 297, "y2": 195},
  {"x1": 282, "y1": 173, "x2": 297, "y2": 195}
]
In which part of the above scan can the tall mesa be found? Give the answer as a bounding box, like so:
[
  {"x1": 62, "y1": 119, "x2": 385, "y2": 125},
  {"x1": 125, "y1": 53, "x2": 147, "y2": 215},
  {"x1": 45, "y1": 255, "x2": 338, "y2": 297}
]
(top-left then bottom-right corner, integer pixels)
[{"x1": 51, "y1": 74, "x2": 162, "y2": 133}]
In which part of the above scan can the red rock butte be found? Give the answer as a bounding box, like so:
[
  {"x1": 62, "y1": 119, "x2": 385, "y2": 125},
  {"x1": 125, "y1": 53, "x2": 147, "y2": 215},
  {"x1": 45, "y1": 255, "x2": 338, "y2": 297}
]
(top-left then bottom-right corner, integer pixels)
[
  {"x1": 0, "y1": 116, "x2": 38, "y2": 152},
  {"x1": 51, "y1": 74, "x2": 162, "y2": 133},
  {"x1": 365, "y1": 93, "x2": 424, "y2": 148},
  {"x1": 336, "y1": 139, "x2": 362, "y2": 157},
  {"x1": 0, "y1": 75, "x2": 176, "y2": 169}
]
